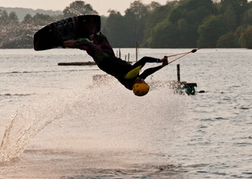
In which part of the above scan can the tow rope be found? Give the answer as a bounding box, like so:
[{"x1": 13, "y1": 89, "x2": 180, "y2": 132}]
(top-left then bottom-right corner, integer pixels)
[{"x1": 166, "y1": 28, "x2": 252, "y2": 64}]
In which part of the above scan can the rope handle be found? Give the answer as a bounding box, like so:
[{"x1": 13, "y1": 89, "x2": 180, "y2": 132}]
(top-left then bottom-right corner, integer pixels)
[
  {"x1": 166, "y1": 49, "x2": 197, "y2": 64},
  {"x1": 165, "y1": 28, "x2": 252, "y2": 65}
]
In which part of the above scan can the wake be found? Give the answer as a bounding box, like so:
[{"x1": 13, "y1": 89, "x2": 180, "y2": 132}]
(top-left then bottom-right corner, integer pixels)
[{"x1": 0, "y1": 76, "x2": 192, "y2": 162}]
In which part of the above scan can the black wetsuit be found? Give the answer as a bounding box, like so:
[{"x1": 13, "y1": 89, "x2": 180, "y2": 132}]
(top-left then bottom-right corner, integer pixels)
[
  {"x1": 73, "y1": 33, "x2": 164, "y2": 90},
  {"x1": 98, "y1": 56, "x2": 163, "y2": 90}
]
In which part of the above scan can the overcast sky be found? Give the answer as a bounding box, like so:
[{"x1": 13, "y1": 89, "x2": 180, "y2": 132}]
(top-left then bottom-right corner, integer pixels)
[{"x1": 0, "y1": 0, "x2": 170, "y2": 15}]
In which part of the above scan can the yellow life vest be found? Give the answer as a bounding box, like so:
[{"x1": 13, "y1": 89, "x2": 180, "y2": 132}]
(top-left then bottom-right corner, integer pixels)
[{"x1": 124, "y1": 65, "x2": 141, "y2": 79}]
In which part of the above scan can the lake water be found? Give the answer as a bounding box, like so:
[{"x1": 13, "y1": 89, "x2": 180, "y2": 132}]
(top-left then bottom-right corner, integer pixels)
[{"x1": 0, "y1": 48, "x2": 251, "y2": 178}]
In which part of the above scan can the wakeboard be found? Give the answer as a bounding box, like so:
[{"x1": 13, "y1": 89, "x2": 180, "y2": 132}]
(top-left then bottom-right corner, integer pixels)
[{"x1": 34, "y1": 15, "x2": 101, "y2": 51}]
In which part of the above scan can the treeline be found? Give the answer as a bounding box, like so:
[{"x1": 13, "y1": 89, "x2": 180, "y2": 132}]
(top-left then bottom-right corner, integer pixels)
[
  {"x1": 0, "y1": 11, "x2": 64, "y2": 48},
  {"x1": 105, "y1": 0, "x2": 252, "y2": 48},
  {"x1": 1, "y1": 0, "x2": 252, "y2": 48}
]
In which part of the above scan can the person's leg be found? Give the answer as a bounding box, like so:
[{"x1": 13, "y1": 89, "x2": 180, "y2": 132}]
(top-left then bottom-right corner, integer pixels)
[{"x1": 74, "y1": 38, "x2": 109, "y2": 64}]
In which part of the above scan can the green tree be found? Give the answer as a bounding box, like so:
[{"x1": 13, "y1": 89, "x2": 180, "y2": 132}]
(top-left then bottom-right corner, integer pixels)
[
  {"x1": 32, "y1": 13, "x2": 52, "y2": 26},
  {"x1": 238, "y1": 25, "x2": 252, "y2": 48},
  {"x1": 178, "y1": 0, "x2": 217, "y2": 47},
  {"x1": 142, "y1": 1, "x2": 178, "y2": 47},
  {"x1": 197, "y1": 15, "x2": 225, "y2": 48},
  {"x1": 100, "y1": 16, "x2": 107, "y2": 32},
  {"x1": 50, "y1": 14, "x2": 64, "y2": 22},
  {"x1": 177, "y1": 18, "x2": 195, "y2": 47},
  {"x1": 169, "y1": 0, "x2": 217, "y2": 25},
  {"x1": 22, "y1": 14, "x2": 33, "y2": 24},
  {"x1": 123, "y1": 0, "x2": 150, "y2": 47},
  {"x1": 147, "y1": 20, "x2": 179, "y2": 48},
  {"x1": 222, "y1": 5, "x2": 237, "y2": 31},
  {"x1": 145, "y1": 0, "x2": 217, "y2": 48},
  {"x1": 242, "y1": 8, "x2": 252, "y2": 25},
  {"x1": 146, "y1": 1, "x2": 161, "y2": 12},
  {"x1": 216, "y1": 32, "x2": 239, "y2": 47},
  {"x1": 215, "y1": 0, "x2": 249, "y2": 48},
  {"x1": 63, "y1": 1, "x2": 98, "y2": 17},
  {"x1": 104, "y1": 10, "x2": 127, "y2": 47},
  {"x1": 221, "y1": 0, "x2": 248, "y2": 6},
  {"x1": 220, "y1": 0, "x2": 249, "y2": 25},
  {"x1": 0, "y1": 10, "x2": 9, "y2": 24},
  {"x1": 9, "y1": 12, "x2": 19, "y2": 24}
]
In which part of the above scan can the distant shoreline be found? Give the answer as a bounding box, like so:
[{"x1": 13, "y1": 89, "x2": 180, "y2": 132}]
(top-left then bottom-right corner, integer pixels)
[{"x1": 0, "y1": 6, "x2": 62, "y2": 21}]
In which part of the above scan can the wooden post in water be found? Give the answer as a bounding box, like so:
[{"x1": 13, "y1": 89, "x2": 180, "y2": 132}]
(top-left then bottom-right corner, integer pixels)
[{"x1": 177, "y1": 64, "x2": 180, "y2": 82}]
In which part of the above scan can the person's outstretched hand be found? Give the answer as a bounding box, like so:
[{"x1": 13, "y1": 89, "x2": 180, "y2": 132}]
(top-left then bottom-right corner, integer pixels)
[{"x1": 161, "y1": 56, "x2": 168, "y2": 67}]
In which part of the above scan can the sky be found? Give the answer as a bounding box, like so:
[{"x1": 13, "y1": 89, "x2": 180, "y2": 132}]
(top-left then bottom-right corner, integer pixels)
[{"x1": 0, "y1": 0, "x2": 170, "y2": 16}]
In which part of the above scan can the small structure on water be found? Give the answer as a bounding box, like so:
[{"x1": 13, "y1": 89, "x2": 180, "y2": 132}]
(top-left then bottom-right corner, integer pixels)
[{"x1": 174, "y1": 64, "x2": 204, "y2": 95}]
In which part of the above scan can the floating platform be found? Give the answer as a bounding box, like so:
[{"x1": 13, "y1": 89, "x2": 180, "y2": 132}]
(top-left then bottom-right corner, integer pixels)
[
  {"x1": 169, "y1": 81, "x2": 197, "y2": 95},
  {"x1": 178, "y1": 82, "x2": 197, "y2": 95},
  {"x1": 173, "y1": 64, "x2": 205, "y2": 95}
]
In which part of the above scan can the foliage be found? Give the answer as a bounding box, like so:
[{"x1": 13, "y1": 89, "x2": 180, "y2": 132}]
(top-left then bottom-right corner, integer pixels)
[
  {"x1": 238, "y1": 25, "x2": 252, "y2": 48},
  {"x1": 0, "y1": 10, "x2": 63, "y2": 48},
  {"x1": 63, "y1": 1, "x2": 98, "y2": 17},
  {"x1": 2, "y1": 0, "x2": 252, "y2": 48},
  {"x1": 123, "y1": 1, "x2": 151, "y2": 47},
  {"x1": 141, "y1": 1, "x2": 177, "y2": 47},
  {"x1": 197, "y1": 15, "x2": 225, "y2": 48},
  {"x1": 144, "y1": 0, "x2": 218, "y2": 48},
  {"x1": 216, "y1": 32, "x2": 239, "y2": 48},
  {"x1": 103, "y1": 10, "x2": 127, "y2": 47}
]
